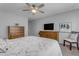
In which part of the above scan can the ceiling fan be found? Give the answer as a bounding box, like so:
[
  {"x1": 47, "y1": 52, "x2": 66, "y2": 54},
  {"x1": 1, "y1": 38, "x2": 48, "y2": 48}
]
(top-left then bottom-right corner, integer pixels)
[{"x1": 23, "y1": 3, "x2": 44, "y2": 14}]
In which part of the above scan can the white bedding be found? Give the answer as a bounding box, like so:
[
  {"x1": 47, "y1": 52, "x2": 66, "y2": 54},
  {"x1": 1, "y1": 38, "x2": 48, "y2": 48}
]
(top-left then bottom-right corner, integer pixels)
[{"x1": 0, "y1": 36, "x2": 62, "y2": 56}]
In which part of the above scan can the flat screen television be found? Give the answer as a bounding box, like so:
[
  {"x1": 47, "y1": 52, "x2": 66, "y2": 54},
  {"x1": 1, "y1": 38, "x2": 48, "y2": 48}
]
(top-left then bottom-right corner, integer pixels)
[{"x1": 44, "y1": 23, "x2": 54, "y2": 30}]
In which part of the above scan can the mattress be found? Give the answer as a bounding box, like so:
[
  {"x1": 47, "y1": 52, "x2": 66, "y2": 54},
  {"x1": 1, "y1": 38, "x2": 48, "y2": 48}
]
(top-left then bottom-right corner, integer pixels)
[{"x1": 0, "y1": 36, "x2": 62, "y2": 56}]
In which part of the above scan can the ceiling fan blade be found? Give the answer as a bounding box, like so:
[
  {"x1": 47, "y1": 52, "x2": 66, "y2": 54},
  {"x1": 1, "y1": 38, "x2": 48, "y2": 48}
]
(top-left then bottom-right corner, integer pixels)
[
  {"x1": 23, "y1": 9, "x2": 30, "y2": 11},
  {"x1": 26, "y1": 3, "x2": 31, "y2": 6},
  {"x1": 38, "y1": 4, "x2": 44, "y2": 8},
  {"x1": 32, "y1": 4, "x2": 36, "y2": 7},
  {"x1": 39, "y1": 10, "x2": 44, "y2": 13}
]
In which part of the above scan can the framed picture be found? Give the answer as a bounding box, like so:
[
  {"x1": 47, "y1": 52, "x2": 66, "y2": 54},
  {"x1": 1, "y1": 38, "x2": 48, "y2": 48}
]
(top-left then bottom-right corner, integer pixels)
[{"x1": 59, "y1": 22, "x2": 72, "y2": 32}]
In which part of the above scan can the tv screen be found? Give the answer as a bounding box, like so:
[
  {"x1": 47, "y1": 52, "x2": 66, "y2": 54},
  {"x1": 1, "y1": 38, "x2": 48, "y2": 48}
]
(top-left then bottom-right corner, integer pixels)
[{"x1": 44, "y1": 23, "x2": 54, "y2": 30}]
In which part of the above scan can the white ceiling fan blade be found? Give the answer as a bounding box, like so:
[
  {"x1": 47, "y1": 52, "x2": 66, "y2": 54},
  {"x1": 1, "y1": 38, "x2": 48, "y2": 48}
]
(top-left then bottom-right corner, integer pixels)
[
  {"x1": 39, "y1": 10, "x2": 44, "y2": 13},
  {"x1": 38, "y1": 4, "x2": 44, "y2": 8},
  {"x1": 32, "y1": 4, "x2": 36, "y2": 7},
  {"x1": 25, "y1": 3, "x2": 31, "y2": 6},
  {"x1": 23, "y1": 9, "x2": 30, "y2": 11}
]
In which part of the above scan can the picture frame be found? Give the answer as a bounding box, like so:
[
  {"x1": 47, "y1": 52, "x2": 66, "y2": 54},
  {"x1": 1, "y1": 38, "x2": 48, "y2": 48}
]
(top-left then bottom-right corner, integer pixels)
[{"x1": 59, "y1": 22, "x2": 72, "y2": 32}]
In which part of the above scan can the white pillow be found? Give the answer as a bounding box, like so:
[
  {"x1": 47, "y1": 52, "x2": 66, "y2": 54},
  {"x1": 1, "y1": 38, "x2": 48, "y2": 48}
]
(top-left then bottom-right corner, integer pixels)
[{"x1": 0, "y1": 39, "x2": 7, "y2": 51}]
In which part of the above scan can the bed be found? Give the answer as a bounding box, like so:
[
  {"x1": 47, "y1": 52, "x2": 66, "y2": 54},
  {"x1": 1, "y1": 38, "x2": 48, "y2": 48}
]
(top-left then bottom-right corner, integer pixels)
[{"x1": 0, "y1": 36, "x2": 62, "y2": 56}]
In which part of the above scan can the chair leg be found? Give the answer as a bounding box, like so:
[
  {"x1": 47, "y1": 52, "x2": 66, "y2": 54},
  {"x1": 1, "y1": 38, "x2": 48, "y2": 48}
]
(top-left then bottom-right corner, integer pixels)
[
  {"x1": 70, "y1": 43, "x2": 72, "y2": 50},
  {"x1": 77, "y1": 42, "x2": 79, "y2": 50},
  {"x1": 63, "y1": 40, "x2": 65, "y2": 46}
]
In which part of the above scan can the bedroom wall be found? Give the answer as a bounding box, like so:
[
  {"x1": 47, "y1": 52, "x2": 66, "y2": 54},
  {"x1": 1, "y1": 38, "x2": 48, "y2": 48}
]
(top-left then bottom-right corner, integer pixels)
[
  {"x1": 29, "y1": 9, "x2": 79, "y2": 44},
  {"x1": 28, "y1": 20, "x2": 36, "y2": 36},
  {"x1": 0, "y1": 12, "x2": 28, "y2": 39}
]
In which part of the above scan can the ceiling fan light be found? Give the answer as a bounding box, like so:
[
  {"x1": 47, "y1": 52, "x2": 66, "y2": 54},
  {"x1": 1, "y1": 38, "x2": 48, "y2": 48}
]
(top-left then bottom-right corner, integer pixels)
[{"x1": 32, "y1": 9, "x2": 37, "y2": 14}]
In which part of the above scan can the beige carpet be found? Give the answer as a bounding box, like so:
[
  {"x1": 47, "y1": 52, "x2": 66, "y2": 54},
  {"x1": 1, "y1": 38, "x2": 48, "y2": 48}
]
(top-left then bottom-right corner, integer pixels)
[{"x1": 60, "y1": 44, "x2": 79, "y2": 56}]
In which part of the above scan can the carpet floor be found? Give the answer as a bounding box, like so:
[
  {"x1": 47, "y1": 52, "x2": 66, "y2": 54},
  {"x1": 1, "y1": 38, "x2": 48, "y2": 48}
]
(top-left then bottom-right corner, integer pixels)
[{"x1": 60, "y1": 44, "x2": 79, "y2": 56}]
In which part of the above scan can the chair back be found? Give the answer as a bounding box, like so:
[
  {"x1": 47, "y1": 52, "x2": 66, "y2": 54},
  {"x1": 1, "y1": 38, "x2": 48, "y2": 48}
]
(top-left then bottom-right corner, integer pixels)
[
  {"x1": 69, "y1": 31, "x2": 79, "y2": 40},
  {"x1": 77, "y1": 33, "x2": 79, "y2": 41}
]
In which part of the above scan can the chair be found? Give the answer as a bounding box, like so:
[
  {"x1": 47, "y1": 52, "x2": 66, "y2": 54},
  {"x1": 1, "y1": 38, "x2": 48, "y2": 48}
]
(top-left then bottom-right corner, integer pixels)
[{"x1": 63, "y1": 32, "x2": 79, "y2": 50}]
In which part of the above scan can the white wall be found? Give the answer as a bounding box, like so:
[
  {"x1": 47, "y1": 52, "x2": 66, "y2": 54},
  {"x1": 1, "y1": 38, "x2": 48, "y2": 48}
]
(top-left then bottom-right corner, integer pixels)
[
  {"x1": 29, "y1": 9, "x2": 79, "y2": 43},
  {"x1": 28, "y1": 21, "x2": 35, "y2": 36},
  {"x1": 0, "y1": 12, "x2": 28, "y2": 39}
]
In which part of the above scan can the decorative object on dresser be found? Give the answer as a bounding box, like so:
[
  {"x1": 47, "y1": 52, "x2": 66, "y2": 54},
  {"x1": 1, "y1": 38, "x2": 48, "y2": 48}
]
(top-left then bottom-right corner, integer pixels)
[
  {"x1": 39, "y1": 31, "x2": 59, "y2": 41},
  {"x1": 8, "y1": 26, "x2": 24, "y2": 39}
]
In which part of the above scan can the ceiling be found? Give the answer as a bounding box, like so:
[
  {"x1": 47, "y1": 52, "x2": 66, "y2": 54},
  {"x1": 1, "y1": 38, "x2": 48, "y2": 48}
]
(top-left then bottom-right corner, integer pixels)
[{"x1": 0, "y1": 3, "x2": 79, "y2": 20}]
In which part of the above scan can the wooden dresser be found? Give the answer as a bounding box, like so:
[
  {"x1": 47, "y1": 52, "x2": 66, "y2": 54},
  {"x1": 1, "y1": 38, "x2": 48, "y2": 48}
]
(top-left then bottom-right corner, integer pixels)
[
  {"x1": 39, "y1": 31, "x2": 59, "y2": 41},
  {"x1": 8, "y1": 26, "x2": 24, "y2": 39}
]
